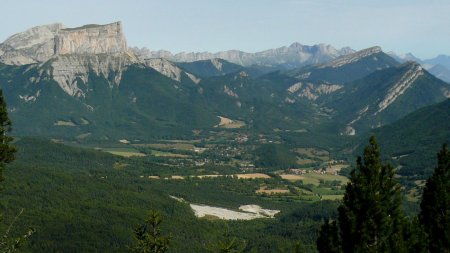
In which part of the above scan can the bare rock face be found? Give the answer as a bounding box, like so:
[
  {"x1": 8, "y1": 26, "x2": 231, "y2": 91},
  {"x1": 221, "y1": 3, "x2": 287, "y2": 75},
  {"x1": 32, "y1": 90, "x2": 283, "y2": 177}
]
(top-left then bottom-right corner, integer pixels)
[
  {"x1": 143, "y1": 58, "x2": 180, "y2": 82},
  {"x1": 50, "y1": 54, "x2": 130, "y2": 97},
  {"x1": 0, "y1": 23, "x2": 63, "y2": 64},
  {"x1": 0, "y1": 22, "x2": 139, "y2": 98},
  {"x1": 0, "y1": 22, "x2": 128, "y2": 65},
  {"x1": 142, "y1": 58, "x2": 201, "y2": 84},
  {"x1": 55, "y1": 22, "x2": 127, "y2": 55},
  {"x1": 287, "y1": 82, "x2": 342, "y2": 101}
]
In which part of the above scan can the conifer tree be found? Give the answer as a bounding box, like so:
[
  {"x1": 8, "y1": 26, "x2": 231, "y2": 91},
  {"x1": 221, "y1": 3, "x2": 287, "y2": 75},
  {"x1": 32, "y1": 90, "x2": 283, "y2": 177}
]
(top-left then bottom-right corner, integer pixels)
[
  {"x1": 132, "y1": 211, "x2": 170, "y2": 253},
  {"x1": 317, "y1": 136, "x2": 406, "y2": 253},
  {"x1": 0, "y1": 90, "x2": 16, "y2": 182},
  {"x1": 206, "y1": 226, "x2": 246, "y2": 253},
  {"x1": 316, "y1": 219, "x2": 340, "y2": 253},
  {"x1": 419, "y1": 144, "x2": 450, "y2": 253}
]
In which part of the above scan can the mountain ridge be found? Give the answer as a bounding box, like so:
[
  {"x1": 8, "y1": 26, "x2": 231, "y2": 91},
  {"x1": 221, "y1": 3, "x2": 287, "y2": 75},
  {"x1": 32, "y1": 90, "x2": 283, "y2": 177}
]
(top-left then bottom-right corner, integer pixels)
[
  {"x1": 132, "y1": 42, "x2": 355, "y2": 68},
  {"x1": 329, "y1": 61, "x2": 450, "y2": 135}
]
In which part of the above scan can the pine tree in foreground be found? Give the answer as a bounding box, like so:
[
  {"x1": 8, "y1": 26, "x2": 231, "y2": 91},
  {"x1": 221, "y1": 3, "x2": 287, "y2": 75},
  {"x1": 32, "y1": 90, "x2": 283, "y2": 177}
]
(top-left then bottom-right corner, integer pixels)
[
  {"x1": 317, "y1": 136, "x2": 406, "y2": 253},
  {"x1": 419, "y1": 144, "x2": 450, "y2": 253}
]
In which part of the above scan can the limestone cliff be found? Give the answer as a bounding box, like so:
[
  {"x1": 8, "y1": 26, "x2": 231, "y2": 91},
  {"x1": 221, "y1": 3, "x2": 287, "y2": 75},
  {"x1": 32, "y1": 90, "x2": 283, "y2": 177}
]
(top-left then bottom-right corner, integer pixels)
[
  {"x1": 0, "y1": 22, "x2": 139, "y2": 97},
  {"x1": 0, "y1": 21, "x2": 129, "y2": 64},
  {"x1": 54, "y1": 22, "x2": 127, "y2": 55},
  {"x1": 0, "y1": 23, "x2": 63, "y2": 64},
  {"x1": 142, "y1": 58, "x2": 200, "y2": 83},
  {"x1": 50, "y1": 54, "x2": 130, "y2": 97}
]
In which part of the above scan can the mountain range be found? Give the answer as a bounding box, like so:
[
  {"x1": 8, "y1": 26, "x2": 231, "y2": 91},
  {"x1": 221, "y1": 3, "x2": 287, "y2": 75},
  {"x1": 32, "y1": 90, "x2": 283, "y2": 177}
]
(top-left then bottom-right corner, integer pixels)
[
  {"x1": 0, "y1": 21, "x2": 449, "y2": 147},
  {"x1": 132, "y1": 43, "x2": 355, "y2": 69}
]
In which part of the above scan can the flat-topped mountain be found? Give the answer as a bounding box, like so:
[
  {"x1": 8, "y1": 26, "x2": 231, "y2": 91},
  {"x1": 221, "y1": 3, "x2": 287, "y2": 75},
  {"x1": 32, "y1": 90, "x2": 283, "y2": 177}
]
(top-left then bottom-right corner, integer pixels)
[
  {"x1": 54, "y1": 22, "x2": 128, "y2": 55},
  {"x1": 0, "y1": 22, "x2": 129, "y2": 65},
  {"x1": 0, "y1": 22, "x2": 147, "y2": 99}
]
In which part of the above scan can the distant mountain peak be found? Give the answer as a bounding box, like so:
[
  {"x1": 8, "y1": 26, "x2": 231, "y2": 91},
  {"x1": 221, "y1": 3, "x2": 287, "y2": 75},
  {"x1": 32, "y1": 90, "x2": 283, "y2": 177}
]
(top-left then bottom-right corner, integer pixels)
[
  {"x1": 387, "y1": 51, "x2": 421, "y2": 63},
  {"x1": 428, "y1": 64, "x2": 450, "y2": 83},
  {"x1": 288, "y1": 42, "x2": 304, "y2": 48},
  {"x1": 133, "y1": 43, "x2": 355, "y2": 68}
]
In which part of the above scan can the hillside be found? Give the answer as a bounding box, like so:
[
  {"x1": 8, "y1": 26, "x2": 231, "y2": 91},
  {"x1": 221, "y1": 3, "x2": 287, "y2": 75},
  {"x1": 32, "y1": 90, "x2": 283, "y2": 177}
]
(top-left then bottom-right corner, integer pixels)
[
  {"x1": 368, "y1": 99, "x2": 450, "y2": 177},
  {"x1": 329, "y1": 62, "x2": 450, "y2": 135}
]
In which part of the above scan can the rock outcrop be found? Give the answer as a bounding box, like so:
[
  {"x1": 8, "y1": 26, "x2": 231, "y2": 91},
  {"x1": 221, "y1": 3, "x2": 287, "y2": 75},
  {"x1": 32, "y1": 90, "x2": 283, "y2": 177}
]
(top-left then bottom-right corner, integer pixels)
[
  {"x1": 287, "y1": 82, "x2": 342, "y2": 101},
  {"x1": 142, "y1": 58, "x2": 200, "y2": 83}
]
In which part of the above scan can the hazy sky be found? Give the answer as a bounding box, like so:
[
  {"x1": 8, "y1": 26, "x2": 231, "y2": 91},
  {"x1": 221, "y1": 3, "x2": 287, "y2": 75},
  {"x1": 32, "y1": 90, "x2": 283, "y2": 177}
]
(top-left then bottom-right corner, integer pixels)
[{"x1": 1, "y1": 0, "x2": 449, "y2": 59}]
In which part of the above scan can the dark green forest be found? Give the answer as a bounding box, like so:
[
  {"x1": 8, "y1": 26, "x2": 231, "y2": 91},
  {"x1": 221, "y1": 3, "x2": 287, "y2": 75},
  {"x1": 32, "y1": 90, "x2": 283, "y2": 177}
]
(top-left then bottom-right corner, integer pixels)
[{"x1": 1, "y1": 138, "x2": 343, "y2": 252}]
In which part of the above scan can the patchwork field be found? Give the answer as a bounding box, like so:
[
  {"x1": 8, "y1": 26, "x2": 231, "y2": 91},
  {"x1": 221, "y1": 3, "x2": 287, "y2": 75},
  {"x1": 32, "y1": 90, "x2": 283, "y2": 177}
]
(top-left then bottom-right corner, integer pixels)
[
  {"x1": 280, "y1": 173, "x2": 349, "y2": 186},
  {"x1": 321, "y1": 195, "x2": 344, "y2": 200},
  {"x1": 134, "y1": 142, "x2": 196, "y2": 151},
  {"x1": 236, "y1": 173, "x2": 271, "y2": 179},
  {"x1": 295, "y1": 147, "x2": 330, "y2": 161},
  {"x1": 149, "y1": 150, "x2": 190, "y2": 158},
  {"x1": 256, "y1": 186, "x2": 290, "y2": 194}
]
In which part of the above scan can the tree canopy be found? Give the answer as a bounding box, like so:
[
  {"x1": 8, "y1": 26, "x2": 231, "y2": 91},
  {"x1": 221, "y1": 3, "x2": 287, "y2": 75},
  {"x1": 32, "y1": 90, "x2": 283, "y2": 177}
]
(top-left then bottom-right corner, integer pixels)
[
  {"x1": 419, "y1": 144, "x2": 450, "y2": 253},
  {"x1": 317, "y1": 136, "x2": 406, "y2": 253},
  {"x1": 0, "y1": 90, "x2": 15, "y2": 182}
]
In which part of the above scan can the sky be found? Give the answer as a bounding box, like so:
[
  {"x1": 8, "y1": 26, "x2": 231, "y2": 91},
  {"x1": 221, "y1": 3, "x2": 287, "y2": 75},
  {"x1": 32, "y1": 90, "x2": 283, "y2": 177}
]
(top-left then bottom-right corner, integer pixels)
[{"x1": 1, "y1": 0, "x2": 449, "y2": 59}]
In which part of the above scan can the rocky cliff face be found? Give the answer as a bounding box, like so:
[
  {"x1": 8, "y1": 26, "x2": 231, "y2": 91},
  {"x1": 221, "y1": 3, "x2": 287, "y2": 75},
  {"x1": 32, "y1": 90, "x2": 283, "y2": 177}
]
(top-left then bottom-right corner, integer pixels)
[
  {"x1": 0, "y1": 23, "x2": 63, "y2": 64},
  {"x1": 50, "y1": 54, "x2": 131, "y2": 97},
  {"x1": 142, "y1": 58, "x2": 200, "y2": 83},
  {"x1": 54, "y1": 22, "x2": 127, "y2": 55},
  {"x1": 0, "y1": 21, "x2": 128, "y2": 64},
  {"x1": 0, "y1": 22, "x2": 139, "y2": 97}
]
